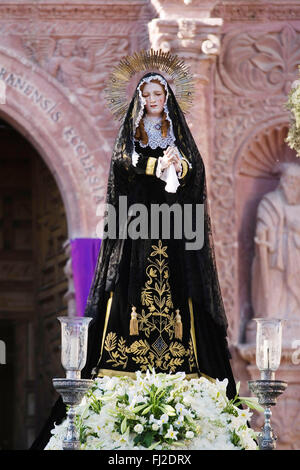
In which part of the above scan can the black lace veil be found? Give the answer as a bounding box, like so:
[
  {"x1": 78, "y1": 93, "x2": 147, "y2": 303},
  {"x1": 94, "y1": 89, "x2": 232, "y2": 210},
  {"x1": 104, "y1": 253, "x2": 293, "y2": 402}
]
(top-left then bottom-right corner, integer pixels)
[
  {"x1": 83, "y1": 72, "x2": 228, "y2": 377},
  {"x1": 29, "y1": 73, "x2": 234, "y2": 450}
]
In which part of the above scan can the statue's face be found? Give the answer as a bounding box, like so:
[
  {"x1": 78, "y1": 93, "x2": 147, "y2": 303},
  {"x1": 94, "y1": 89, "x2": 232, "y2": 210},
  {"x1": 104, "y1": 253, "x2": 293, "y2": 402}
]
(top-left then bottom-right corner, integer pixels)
[
  {"x1": 281, "y1": 174, "x2": 300, "y2": 205},
  {"x1": 141, "y1": 81, "x2": 166, "y2": 117}
]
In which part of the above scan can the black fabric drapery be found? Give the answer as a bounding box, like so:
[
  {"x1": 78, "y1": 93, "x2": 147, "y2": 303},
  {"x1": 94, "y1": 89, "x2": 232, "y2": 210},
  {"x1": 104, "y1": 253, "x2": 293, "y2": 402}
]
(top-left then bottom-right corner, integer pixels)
[{"x1": 30, "y1": 73, "x2": 236, "y2": 450}]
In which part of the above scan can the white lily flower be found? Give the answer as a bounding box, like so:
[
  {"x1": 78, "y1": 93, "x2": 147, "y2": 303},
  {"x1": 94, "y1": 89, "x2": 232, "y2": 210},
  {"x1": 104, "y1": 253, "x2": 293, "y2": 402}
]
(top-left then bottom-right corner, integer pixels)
[
  {"x1": 165, "y1": 425, "x2": 178, "y2": 440},
  {"x1": 238, "y1": 408, "x2": 253, "y2": 421},
  {"x1": 160, "y1": 413, "x2": 169, "y2": 425},
  {"x1": 173, "y1": 415, "x2": 184, "y2": 428},
  {"x1": 175, "y1": 402, "x2": 188, "y2": 415}
]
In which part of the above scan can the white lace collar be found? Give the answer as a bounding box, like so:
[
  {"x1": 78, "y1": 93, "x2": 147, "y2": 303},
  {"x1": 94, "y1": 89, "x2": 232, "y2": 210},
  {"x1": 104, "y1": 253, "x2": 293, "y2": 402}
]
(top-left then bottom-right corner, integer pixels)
[{"x1": 136, "y1": 115, "x2": 175, "y2": 149}]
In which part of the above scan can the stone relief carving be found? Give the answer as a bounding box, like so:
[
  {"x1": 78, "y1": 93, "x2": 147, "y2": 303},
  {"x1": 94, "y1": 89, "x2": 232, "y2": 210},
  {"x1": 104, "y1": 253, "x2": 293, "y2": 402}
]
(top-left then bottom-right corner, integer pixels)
[
  {"x1": 215, "y1": 120, "x2": 297, "y2": 343},
  {"x1": 24, "y1": 37, "x2": 129, "y2": 129},
  {"x1": 212, "y1": 3, "x2": 300, "y2": 22},
  {"x1": 201, "y1": 33, "x2": 220, "y2": 55},
  {"x1": 1, "y1": 3, "x2": 151, "y2": 133},
  {"x1": 251, "y1": 163, "x2": 300, "y2": 322},
  {"x1": 0, "y1": 21, "x2": 148, "y2": 37},
  {"x1": 238, "y1": 126, "x2": 291, "y2": 179},
  {"x1": 214, "y1": 24, "x2": 300, "y2": 340},
  {"x1": 149, "y1": 17, "x2": 221, "y2": 60},
  {"x1": 219, "y1": 24, "x2": 300, "y2": 97},
  {"x1": 0, "y1": 3, "x2": 151, "y2": 21}
]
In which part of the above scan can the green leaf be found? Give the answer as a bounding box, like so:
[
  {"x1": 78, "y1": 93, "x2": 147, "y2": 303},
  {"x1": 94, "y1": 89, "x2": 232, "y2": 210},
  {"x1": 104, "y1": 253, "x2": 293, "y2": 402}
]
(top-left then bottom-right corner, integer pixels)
[
  {"x1": 133, "y1": 434, "x2": 142, "y2": 445},
  {"x1": 221, "y1": 403, "x2": 238, "y2": 417},
  {"x1": 230, "y1": 429, "x2": 241, "y2": 447},
  {"x1": 120, "y1": 417, "x2": 127, "y2": 434},
  {"x1": 148, "y1": 440, "x2": 162, "y2": 450},
  {"x1": 141, "y1": 405, "x2": 153, "y2": 415},
  {"x1": 142, "y1": 431, "x2": 155, "y2": 448},
  {"x1": 132, "y1": 403, "x2": 148, "y2": 413},
  {"x1": 239, "y1": 397, "x2": 264, "y2": 413}
]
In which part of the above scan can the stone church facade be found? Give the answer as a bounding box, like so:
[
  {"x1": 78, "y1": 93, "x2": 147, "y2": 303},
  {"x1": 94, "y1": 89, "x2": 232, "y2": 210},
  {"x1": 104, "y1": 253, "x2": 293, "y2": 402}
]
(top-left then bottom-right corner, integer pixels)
[{"x1": 0, "y1": 0, "x2": 299, "y2": 450}]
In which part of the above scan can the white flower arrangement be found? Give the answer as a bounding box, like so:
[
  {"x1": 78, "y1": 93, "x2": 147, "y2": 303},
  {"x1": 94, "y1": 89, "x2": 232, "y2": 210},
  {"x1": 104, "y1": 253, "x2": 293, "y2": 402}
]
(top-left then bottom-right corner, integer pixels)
[{"x1": 45, "y1": 369, "x2": 260, "y2": 451}]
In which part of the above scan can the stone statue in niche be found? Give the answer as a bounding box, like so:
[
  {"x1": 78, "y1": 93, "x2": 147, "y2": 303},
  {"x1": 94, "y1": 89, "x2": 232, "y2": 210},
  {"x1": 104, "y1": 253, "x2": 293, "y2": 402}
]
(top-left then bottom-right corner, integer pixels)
[{"x1": 251, "y1": 163, "x2": 300, "y2": 335}]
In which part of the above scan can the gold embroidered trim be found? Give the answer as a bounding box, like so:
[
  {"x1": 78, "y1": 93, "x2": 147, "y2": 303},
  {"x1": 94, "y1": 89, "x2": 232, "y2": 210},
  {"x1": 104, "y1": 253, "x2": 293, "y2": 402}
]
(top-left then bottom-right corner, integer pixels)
[
  {"x1": 145, "y1": 157, "x2": 157, "y2": 175},
  {"x1": 178, "y1": 158, "x2": 189, "y2": 179},
  {"x1": 104, "y1": 332, "x2": 128, "y2": 369},
  {"x1": 188, "y1": 297, "x2": 200, "y2": 371},
  {"x1": 100, "y1": 291, "x2": 114, "y2": 359}
]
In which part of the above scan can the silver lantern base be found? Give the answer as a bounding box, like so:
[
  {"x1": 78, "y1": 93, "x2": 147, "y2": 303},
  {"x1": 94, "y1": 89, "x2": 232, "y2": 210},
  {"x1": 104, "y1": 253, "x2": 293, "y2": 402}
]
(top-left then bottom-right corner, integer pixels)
[
  {"x1": 248, "y1": 379, "x2": 287, "y2": 450},
  {"x1": 53, "y1": 378, "x2": 93, "y2": 450}
]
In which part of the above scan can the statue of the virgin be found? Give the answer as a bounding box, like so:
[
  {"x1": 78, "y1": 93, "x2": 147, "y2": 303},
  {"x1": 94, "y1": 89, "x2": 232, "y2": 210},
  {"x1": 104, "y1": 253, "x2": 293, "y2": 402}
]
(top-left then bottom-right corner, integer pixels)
[{"x1": 31, "y1": 51, "x2": 237, "y2": 449}]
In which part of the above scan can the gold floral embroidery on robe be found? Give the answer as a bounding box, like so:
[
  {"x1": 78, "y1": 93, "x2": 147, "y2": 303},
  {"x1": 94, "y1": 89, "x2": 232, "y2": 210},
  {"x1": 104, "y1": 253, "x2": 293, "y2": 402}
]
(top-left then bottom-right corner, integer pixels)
[{"x1": 103, "y1": 240, "x2": 197, "y2": 373}]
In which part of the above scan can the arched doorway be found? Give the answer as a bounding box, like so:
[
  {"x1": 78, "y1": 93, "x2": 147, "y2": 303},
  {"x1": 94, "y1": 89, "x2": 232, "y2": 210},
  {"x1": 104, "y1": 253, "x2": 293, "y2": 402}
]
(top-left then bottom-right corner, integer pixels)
[
  {"x1": 0, "y1": 118, "x2": 68, "y2": 449},
  {"x1": 0, "y1": 46, "x2": 111, "y2": 449},
  {"x1": 0, "y1": 46, "x2": 109, "y2": 240}
]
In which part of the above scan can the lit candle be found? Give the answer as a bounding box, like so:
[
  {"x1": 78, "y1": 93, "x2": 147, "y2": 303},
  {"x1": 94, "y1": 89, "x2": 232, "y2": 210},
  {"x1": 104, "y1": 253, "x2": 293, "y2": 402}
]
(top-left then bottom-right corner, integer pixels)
[
  {"x1": 263, "y1": 339, "x2": 270, "y2": 370},
  {"x1": 69, "y1": 335, "x2": 79, "y2": 369}
]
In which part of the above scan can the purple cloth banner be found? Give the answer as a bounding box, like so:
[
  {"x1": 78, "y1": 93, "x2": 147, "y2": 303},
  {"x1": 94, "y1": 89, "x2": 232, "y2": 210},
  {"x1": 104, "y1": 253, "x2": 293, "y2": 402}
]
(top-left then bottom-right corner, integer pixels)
[{"x1": 70, "y1": 238, "x2": 102, "y2": 316}]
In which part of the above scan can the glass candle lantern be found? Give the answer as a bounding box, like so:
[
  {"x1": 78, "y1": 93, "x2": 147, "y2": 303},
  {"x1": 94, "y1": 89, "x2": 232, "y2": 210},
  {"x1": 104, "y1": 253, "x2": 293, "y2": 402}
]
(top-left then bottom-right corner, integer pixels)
[
  {"x1": 58, "y1": 316, "x2": 92, "y2": 379},
  {"x1": 254, "y1": 318, "x2": 283, "y2": 380}
]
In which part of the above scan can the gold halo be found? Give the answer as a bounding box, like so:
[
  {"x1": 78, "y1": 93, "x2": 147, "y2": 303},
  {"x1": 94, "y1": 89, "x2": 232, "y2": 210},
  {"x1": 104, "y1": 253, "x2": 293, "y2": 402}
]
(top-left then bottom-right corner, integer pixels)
[{"x1": 104, "y1": 49, "x2": 195, "y2": 120}]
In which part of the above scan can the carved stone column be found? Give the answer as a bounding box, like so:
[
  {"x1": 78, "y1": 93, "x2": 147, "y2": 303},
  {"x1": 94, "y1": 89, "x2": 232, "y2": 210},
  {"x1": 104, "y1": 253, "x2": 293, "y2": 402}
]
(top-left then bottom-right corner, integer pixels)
[
  {"x1": 148, "y1": 16, "x2": 222, "y2": 174},
  {"x1": 148, "y1": 3, "x2": 227, "y2": 339},
  {"x1": 63, "y1": 239, "x2": 77, "y2": 317}
]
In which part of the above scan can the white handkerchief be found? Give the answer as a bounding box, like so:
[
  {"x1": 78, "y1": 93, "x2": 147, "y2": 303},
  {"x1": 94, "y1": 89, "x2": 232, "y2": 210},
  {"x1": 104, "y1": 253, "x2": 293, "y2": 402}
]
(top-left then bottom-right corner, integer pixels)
[{"x1": 159, "y1": 162, "x2": 180, "y2": 193}]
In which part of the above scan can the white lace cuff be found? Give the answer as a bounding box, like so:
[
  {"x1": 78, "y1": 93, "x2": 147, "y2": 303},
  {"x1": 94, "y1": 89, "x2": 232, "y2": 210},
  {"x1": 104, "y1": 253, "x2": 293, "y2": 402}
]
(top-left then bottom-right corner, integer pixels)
[
  {"x1": 132, "y1": 150, "x2": 140, "y2": 167},
  {"x1": 156, "y1": 157, "x2": 164, "y2": 178}
]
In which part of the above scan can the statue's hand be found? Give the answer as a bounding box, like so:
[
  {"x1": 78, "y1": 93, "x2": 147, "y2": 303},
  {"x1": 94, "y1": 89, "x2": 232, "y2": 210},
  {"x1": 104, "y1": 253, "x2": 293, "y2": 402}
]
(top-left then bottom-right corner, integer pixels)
[
  {"x1": 160, "y1": 152, "x2": 172, "y2": 170},
  {"x1": 163, "y1": 146, "x2": 182, "y2": 173}
]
